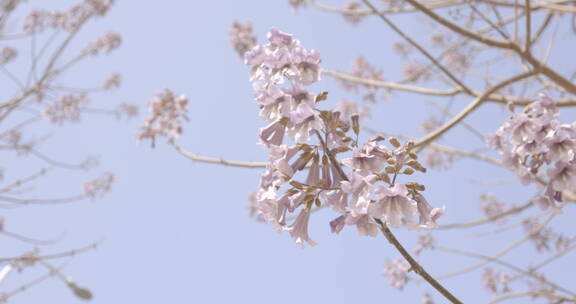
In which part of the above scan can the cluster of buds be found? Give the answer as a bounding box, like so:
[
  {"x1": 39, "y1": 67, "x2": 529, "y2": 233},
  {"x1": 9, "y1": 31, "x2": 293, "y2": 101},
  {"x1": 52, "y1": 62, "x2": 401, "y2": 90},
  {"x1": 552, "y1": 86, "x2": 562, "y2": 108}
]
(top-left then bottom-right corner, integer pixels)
[
  {"x1": 229, "y1": 21, "x2": 257, "y2": 58},
  {"x1": 522, "y1": 218, "x2": 572, "y2": 252},
  {"x1": 137, "y1": 89, "x2": 188, "y2": 147},
  {"x1": 245, "y1": 29, "x2": 444, "y2": 247},
  {"x1": 482, "y1": 268, "x2": 511, "y2": 295},
  {"x1": 23, "y1": 0, "x2": 115, "y2": 33},
  {"x1": 0, "y1": 47, "x2": 17, "y2": 66},
  {"x1": 101, "y1": 72, "x2": 121, "y2": 90},
  {"x1": 84, "y1": 172, "x2": 115, "y2": 199},
  {"x1": 342, "y1": 1, "x2": 364, "y2": 25},
  {"x1": 43, "y1": 94, "x2": 89, "y2": 125},
  {"x1": 486, "y1": 94, "x2": 576, "y2": 210},
  {"x1": 82, "y1": 31, "x2": 122, "y2": 56}
]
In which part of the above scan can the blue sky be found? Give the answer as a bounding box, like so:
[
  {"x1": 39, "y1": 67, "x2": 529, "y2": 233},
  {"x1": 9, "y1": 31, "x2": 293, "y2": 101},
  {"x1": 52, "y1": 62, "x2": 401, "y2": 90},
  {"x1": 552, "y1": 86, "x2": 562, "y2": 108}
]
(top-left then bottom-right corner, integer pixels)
[{"x1": 2, "y1": 1, "x2": 574, "y2": 303}]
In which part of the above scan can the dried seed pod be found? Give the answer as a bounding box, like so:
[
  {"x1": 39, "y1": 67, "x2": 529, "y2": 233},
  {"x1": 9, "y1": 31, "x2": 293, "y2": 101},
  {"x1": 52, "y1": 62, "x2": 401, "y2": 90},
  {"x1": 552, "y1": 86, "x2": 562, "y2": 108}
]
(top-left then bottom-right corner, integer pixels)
[{"x1": 385, "y1": 166, "x2": 396, "y2": 174}]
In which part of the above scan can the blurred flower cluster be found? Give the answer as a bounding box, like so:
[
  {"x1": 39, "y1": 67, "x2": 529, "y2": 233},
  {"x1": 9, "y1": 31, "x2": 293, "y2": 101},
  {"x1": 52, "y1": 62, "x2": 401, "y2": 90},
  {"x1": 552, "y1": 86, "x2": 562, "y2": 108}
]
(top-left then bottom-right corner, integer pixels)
[
  {"x1": 229, "y1": 21, "x2": 257, "y2": 59},
  {"x1": 486, "y1": 94, "x2": 576, "y2": 210},
  {"x1": 138, "y1": 89, "x2": 189, "y2": 147}
]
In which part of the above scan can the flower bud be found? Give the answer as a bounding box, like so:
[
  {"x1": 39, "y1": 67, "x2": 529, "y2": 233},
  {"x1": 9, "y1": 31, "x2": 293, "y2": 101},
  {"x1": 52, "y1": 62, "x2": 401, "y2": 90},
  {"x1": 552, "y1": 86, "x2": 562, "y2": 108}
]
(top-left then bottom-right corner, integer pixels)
[
  {"x1": 67, "y1": 282, "x2": 93, "y2": 300},
  {"x1": 389, "y1": 137, "x2": 401, "y2": 148},
  {"x1": 380, "y1": 174, "x2": 391, "y2": 184},
  {"x1": 385, "y1": 166, "x2": 396, "y2": 174},
  {"x1": 315, "y1": 91, "x2": 328, "y2": 102},
  {"x1": 351, "y1": 114, "x2": 360, "y2": 136},
  {"x1": 402, "y1": 168, "x2": 415, "y2": 175}
]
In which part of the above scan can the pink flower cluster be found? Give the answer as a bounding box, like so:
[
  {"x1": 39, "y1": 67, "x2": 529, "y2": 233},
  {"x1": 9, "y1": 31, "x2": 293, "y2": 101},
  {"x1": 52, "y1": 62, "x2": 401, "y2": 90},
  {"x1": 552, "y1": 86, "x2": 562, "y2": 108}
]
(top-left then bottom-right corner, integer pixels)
[
  {"x1": 486, "y1": 94, "x2": 576, "y2": 209},
  {"x1": 82, "y1": 31, "x2": 122, "y2": 56},
  {"x1": 138, "y1": 89, "x2": 189, "y2": 147},
  {"x1": 245, "y1": 29, "x2": 444, "y2": 247}
]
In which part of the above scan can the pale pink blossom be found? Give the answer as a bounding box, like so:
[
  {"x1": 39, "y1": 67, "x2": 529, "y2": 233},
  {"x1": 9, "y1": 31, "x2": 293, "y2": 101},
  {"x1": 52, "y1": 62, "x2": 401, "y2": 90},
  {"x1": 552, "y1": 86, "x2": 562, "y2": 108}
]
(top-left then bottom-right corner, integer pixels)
[
  {"x1": 345, "y1": 213, "x2": 378, "y2": 237},
  {"x1": 259, "y1": 118, "x2": 288, "y2": 147},
  {"x1": 342, "y1": 148, "x2": 385, "y2": 174},
  {"x1": 369, "y1": 184, "x2": 418, "y2": 227},
  {"x1": 547, "y1": 161, "x2": 576, "y2": 192},
  {"x1": 329, "y1": 215, "x2": 346, "y2": 234},
  {"x1": 285, "y1": 208, "x2": 316, "y2": 247},
  {"x1": 544, "y1": 128, "x2": 576, "y2": 163},
  {"x1": 413, "y1": 193, "x2": 444, "y2": 228},
  {"x1": 340, "y1": 171, "x2": 373, "y2": 213}
]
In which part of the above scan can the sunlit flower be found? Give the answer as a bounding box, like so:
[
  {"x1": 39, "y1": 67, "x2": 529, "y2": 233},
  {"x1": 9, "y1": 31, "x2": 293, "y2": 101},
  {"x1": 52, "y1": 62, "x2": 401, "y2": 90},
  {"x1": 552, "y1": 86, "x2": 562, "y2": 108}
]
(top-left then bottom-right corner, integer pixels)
[{"x1": 369, "y1": 184, "x2": 417, "y2": 227}]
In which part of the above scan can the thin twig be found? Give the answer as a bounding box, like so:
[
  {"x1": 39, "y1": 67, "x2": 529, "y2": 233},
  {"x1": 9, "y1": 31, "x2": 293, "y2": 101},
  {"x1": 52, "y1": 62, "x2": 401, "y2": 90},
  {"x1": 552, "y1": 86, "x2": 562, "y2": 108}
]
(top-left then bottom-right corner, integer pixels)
[
  {"x1": 362, "y1": 0, "x2": 474, "y2": 95},
  {"x1": 169, "y1": 140, "x2": 267, "y2": 168},
  {"x1": 436, "y1": 246, "x2": 576, "y2": 296},
  {"x1": 375, "y1": 219, "x2": 464, "y2": 304},
  {"x1": 414, "y1": 71, "x2": 538, "y2": 149},
  {"x1": 438, "y1": 213, "x2": 556, "y2": 279}
]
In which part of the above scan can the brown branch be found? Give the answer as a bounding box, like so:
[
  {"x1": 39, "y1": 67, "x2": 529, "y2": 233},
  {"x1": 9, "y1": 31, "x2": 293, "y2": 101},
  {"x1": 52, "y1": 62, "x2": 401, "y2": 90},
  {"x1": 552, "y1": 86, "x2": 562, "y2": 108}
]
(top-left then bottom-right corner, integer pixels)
[
  {"x1": 307, "y1": 0, "x2": 465, "y2": 16},
  {"x1": 362, "y1": 0, "x2": 474, "y2": 95},
  {"x1": 169, "y1": 140, "x2": 267, "y2": 168},
  {"x1": 402, "y1": 0, "x2": 516, "y2": 49},
  {"x1": 438, "y1": 213, "x2": 556, "y2": 279},
  {"x1": 375, "y1": 219, "x2": 463, "y2": 304},
  {"x1": 439, "y1": 201, "x2": 533, "y2": 229},
  {"x1": 363, "y1": 127, "x2": 504, "y2": 166},
  {"x1": 436, "y1": 246, "x2": 576, "y2": 296},
  {"x1": 525, "y1": 0, "x2": 532, "y2": 51},
  {"x1": 414, "y1": 70, "x2": 538, "y2": 149},
  {"x1": 323, "y1": 70, "x2": 576, "y2": 106},
  {"x1": 397, "y1": 0, "x2": 576, "y2": 94}
]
